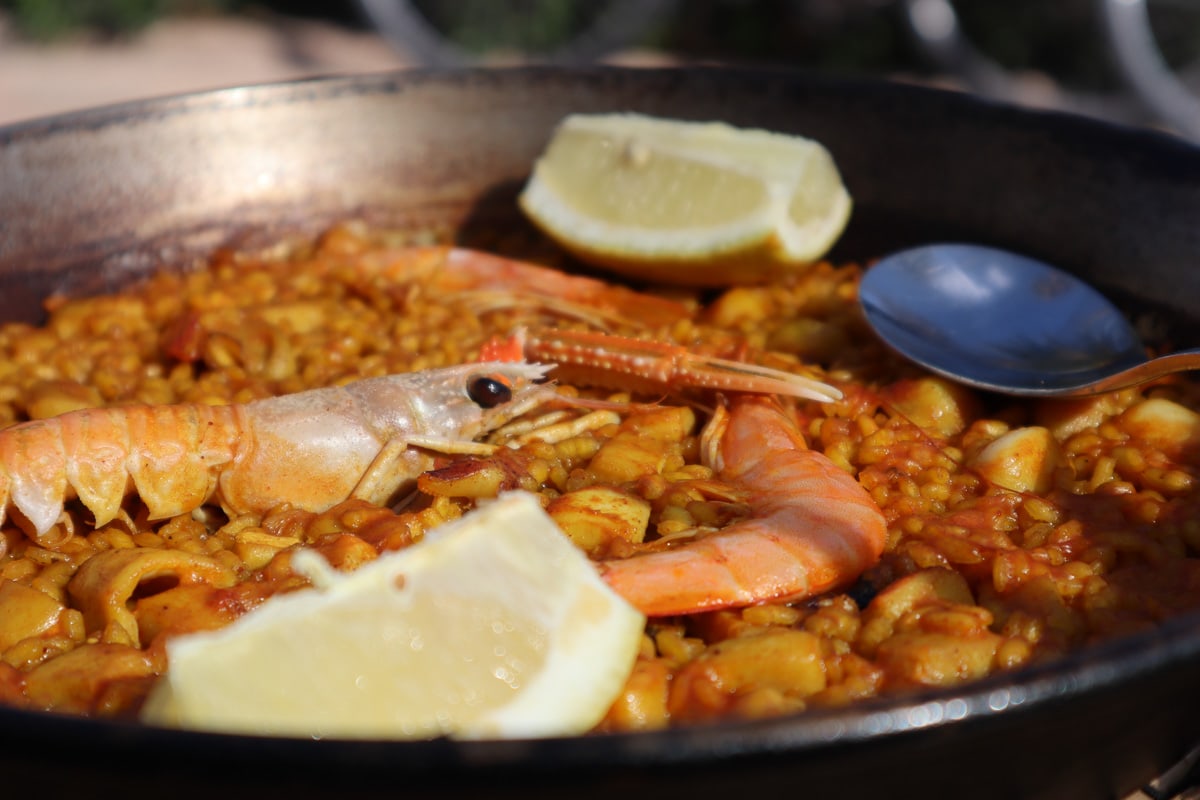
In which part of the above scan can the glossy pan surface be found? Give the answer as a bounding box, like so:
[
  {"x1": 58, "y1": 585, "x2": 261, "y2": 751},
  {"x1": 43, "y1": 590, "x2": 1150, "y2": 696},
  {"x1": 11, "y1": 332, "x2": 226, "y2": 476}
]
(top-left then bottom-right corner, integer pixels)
[{"x1": 1, "y1": 67, "x2": 1199, "y2": 799}]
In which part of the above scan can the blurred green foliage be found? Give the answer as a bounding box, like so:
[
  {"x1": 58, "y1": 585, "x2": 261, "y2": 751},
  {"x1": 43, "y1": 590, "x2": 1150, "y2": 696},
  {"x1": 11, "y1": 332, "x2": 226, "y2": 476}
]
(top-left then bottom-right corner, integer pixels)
[
  {"x1": 0, "y1": 0, "x2": 221, "y2": 39},
  {"x1": 0, "y1": 0, "x2": 361, "y2": 39},
  {"x1": 411, "y1": 0, "x2": 611, "y2": 55},
  {"x1": 3, "y1": 0, "x2": 172, "y2": 39},
  {"x1": 401, "y1": 0, "x2": 920, "y2": 74}
]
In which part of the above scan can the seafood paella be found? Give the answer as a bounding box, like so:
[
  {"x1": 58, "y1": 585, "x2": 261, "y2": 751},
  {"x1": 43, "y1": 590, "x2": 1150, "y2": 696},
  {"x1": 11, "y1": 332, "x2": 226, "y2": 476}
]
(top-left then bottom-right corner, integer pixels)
[{"x1": 1, "y1": 219, "x2": 1199, "y2": 734}]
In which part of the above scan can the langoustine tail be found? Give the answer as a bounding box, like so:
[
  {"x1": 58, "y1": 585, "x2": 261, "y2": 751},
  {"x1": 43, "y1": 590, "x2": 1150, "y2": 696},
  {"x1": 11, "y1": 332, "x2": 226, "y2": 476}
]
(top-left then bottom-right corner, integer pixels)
[
  {"x1": 0, "y1": 404, "x2": 243, "y2": 545},
  {"x1": 0, "y1": 419, "x2": 69, "y2": 542}
]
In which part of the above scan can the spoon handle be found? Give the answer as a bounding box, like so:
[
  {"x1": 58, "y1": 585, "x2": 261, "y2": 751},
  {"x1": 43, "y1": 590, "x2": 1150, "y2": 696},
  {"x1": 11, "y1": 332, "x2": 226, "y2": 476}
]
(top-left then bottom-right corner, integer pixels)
[{"x1": 1072, "y1": 349, "x2": 1200, "y2": 396}]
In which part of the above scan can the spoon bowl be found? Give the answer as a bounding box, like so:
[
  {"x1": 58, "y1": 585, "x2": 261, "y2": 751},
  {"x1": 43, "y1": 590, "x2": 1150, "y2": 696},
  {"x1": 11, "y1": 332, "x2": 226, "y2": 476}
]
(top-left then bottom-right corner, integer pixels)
[{"x1": 858, "y1": 244, "x2": 1200, "y2": 396}]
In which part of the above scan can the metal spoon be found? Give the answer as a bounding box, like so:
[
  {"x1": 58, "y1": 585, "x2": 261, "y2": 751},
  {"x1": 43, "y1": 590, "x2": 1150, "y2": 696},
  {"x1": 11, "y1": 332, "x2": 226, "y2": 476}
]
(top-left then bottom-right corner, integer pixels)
[{"x1": 857, "y1": 243, "x2": 1200, "y2": 397}]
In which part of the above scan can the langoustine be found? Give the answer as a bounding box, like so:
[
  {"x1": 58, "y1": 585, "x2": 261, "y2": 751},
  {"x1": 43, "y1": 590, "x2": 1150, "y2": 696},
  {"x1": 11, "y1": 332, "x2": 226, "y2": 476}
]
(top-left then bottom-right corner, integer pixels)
[{"x1": 0, "y1": 362, "x2": 557, "y2": 545}]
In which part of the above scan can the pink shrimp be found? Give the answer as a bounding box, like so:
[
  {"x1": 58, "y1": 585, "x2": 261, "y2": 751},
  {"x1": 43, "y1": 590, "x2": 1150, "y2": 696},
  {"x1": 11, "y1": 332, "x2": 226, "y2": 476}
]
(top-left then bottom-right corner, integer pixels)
[
  {"x1": 599, "y1": 396, "x2": 888, "y2": 616},
  {"x1": 0, "y1": 362, "x2": 557, "y2": 546}
]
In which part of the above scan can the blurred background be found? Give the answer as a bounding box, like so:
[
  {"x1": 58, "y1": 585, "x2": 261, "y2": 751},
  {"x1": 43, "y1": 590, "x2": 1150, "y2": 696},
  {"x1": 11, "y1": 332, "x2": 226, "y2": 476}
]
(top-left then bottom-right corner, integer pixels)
[{"x1": 3, "y1": 0, "x2": 1200, "y2": 138}]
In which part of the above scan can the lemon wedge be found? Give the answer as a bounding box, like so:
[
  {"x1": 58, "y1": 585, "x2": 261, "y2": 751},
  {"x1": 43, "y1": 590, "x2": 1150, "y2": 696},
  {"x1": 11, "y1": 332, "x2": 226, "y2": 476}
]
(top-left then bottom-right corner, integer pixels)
[
  {"x1": 518, "y1": 112, "x2": 852, "y2": 285},
  {"x1": 141, "y1": 492, "x2": 645, "y2": 740}
]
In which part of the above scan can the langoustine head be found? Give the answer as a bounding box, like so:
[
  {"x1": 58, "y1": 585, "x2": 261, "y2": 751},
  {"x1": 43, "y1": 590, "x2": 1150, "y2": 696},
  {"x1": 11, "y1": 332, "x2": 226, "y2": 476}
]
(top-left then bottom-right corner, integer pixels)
[{"x1": 340, "y1": 361, "x2": 560, "y2": 445}]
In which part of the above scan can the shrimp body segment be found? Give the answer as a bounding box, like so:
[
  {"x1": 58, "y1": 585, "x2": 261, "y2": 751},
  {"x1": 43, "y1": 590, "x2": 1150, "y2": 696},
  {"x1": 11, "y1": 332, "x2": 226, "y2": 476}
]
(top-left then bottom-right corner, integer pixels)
[
  {"x1": 0, "y1": 363, "x2": 556, "y2": 544},
  {"x1": 599, "y1": 397, "x2": 888, "y2": 616}
]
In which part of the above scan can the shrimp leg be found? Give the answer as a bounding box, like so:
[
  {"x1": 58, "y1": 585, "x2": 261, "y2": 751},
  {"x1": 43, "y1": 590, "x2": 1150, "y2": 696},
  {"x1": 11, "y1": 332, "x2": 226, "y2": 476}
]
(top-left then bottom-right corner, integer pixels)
[{"x1": 348, "y1": 432, "x2": 500, "y2": 506}]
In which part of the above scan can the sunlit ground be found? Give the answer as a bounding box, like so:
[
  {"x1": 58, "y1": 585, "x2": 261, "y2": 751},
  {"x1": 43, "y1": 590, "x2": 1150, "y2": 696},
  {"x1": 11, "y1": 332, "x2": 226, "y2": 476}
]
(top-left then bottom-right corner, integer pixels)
[{"x1": 0, "y1": 12, "x2": 414, "y2": 126}]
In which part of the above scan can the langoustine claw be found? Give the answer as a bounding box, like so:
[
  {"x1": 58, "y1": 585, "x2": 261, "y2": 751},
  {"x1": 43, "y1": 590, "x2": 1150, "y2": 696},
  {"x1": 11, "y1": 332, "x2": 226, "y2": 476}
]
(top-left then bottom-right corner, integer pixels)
[{"x1": 482, "y1": 328, "x2": 841, "y2": 403}]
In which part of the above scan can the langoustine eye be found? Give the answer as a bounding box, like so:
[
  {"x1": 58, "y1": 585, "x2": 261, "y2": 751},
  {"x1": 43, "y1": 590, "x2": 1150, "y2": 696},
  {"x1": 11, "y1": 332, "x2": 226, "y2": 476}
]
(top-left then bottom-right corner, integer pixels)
[{"x1": 467, "y1": 375, "x2": 513, "y2": 408}]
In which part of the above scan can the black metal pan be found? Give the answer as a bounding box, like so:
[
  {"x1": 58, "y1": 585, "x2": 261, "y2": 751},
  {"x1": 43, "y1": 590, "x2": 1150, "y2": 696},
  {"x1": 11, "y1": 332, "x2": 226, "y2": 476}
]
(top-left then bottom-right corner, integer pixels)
[{"x1": 2, "y1": 67, "x2": 1199, "y2": 800}]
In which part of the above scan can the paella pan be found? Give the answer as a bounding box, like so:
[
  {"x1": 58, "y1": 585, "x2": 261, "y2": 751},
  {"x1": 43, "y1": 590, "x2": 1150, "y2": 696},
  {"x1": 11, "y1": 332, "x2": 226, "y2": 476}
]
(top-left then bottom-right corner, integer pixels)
[{"x1": 1, "y1": 67, "x2": 1200, "y2": 799}]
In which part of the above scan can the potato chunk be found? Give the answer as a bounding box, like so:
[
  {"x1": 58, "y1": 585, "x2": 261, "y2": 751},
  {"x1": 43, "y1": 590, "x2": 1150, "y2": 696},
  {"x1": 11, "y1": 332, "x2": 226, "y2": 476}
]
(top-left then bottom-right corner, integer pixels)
[
  {"x1": 668, "y1": 629, "x2": 827, "y2": 721},
  {"x1": 884, "y1": 377, "x2": 980, "y2": 437},
  {"x1": 1035, "y1": 394, "x2": 1127, "y2": 440},
  {"x1": 968, "y1": 426, "x2": 1060, "y2": 494},
  {"x1": 858, "y1": 568, "x2": 975, "y2": 656},
  {"x1": 587, "y1": 407, "x2": 695, "y2": 484},
  {"x1": 875, "y1": 630, "x2": 1002, "y2": 687},
  {"x1": 0, "y1": 581, "x2": 65, "y2": 652},
  {"x1": 548, "y1": 486, "x2": 651, "y2": 555},
  {"x1": 1118, "y1": 397, "x2": 1200, "y2": 458},
  {"x1": 859, "y1": 568, "x2": 1009, "y2": 688},
  {"x1": 23, "y1": 643, "x2": 156, "y2": 714}
]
